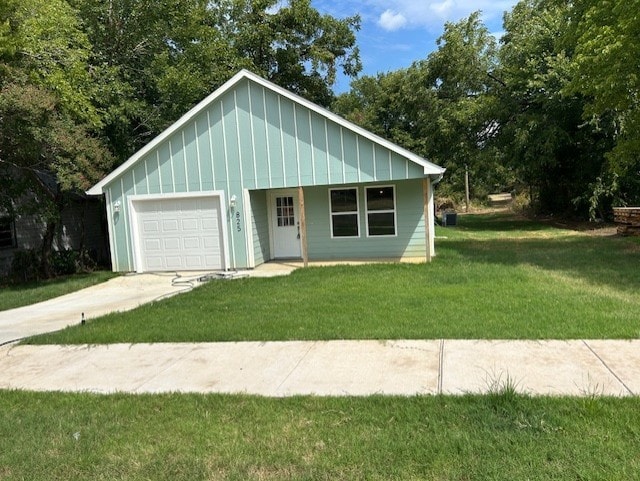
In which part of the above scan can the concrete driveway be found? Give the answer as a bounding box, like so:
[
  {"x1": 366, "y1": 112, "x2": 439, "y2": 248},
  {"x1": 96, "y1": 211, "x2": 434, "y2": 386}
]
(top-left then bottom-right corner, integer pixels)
[
  {"x1": 0, "y1": 265, "x2": 298, "y2": 345},
  {"x1": 0, "y1": 273, "x2": 193, "y2": 344}
]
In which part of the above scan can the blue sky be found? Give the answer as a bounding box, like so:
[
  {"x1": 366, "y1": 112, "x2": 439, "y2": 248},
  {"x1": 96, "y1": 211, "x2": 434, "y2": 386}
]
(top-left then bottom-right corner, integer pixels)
[{"x1": 311, "y1": 0, "x2": 520, "y2": 93}]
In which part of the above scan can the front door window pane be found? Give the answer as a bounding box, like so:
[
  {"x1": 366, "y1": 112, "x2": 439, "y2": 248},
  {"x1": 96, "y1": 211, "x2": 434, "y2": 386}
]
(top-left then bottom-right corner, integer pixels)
[{"x1": 276, "y1": 196, "x2": 295, "y2": 227}]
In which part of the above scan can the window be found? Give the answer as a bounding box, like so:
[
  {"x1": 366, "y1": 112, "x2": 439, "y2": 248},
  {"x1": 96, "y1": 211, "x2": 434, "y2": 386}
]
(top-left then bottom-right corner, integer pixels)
[
  {"x1": 330, "y1": 188, "x2": 359, "y2": 237},
  {"x1": 0, "y1": 216, "x2": 17, "y2": 249},
  {"x1": 366, "y1": 186, "x2": 396, "y2": 236},
  {"x1": 276, "y1": 196, "x2": 295, "y2": 227}
]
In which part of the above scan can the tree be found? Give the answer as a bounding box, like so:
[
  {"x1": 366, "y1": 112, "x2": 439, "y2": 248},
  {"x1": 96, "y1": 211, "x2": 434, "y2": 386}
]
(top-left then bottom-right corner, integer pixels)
[
  {"x1": 491, "y1": 0, "x2": 613, "y2": 215},
  {"x1": 568, "y1": 0, "x2": 640, "y2": 208},
  {"x1": 334, "y1": 13, "x2": 504, "y2": 202},
  {"x1": 420, "y1": 12, "x2": 503, "y2": 199},
  {"x1": 0, "y1": 0, "x2": 114, "y2": 277},
  {"x1": 71, "y1": 0, "x2": 361, "y2": 161},
  {"x1": 212, "y1": 0, "x2": 361, "y2": 107}
]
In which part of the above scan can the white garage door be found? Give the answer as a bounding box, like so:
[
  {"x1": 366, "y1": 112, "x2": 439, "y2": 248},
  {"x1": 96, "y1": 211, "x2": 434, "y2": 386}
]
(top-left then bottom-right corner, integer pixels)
[{"x1": 134, "y1": 196, "x2": 224, "y2": 272}]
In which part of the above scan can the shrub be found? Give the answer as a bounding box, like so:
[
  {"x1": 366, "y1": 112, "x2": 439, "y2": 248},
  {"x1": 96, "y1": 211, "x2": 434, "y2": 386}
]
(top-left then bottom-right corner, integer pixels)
[{"x1": 8, "y1": 248, "x2": 97, "y2": 284}]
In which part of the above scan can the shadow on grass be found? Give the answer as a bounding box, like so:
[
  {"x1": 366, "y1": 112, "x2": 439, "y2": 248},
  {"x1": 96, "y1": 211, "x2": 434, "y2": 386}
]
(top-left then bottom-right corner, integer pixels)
[
  {"x1": 441, "y1": 234, "x2": 640, "y2": 294},
  {"x1": 0, "y1": 271, "x2": 117, "y2": 311},
  {"x1": 452, "y1": 212, "x2": 558, "y2": 233}
]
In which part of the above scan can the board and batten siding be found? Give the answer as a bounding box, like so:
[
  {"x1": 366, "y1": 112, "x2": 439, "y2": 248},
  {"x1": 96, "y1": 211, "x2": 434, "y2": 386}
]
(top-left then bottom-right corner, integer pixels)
[
  {"x1": 103, "y1": 78, "x2": 429, "y2": 271},
  {"x1": 304, "y1": 179, "x2": 427, "y2": 261},
  {"x1": 249, "y1": 190, "x2": 270, "y2": 266}
]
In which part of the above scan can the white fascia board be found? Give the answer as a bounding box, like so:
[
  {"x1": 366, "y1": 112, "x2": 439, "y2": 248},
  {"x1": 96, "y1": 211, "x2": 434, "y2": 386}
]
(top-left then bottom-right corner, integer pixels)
[{"x1": 87, "y1": 69, "x2": 445, "y2": 196}]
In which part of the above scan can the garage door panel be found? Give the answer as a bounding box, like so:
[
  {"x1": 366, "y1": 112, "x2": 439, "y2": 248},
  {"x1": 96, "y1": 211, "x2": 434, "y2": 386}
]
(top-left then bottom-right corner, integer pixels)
[
  {"x1": 145, "y1": 257, "x2": 164, "y2": 270},
  {"x1": 201, "y1": 218, "x2": 217, "y2": 230},
  {"x1": 135, "y1": 196, "x2": 223, "y2": 271},
  {"x1": 185, "y1": 256, "x2": 205, "y2": 268},
  {"x1": 181, "y1": 219, "x2": 199, "y2": 231},
  {"x1": 182, "y1": 237, "x2": 201, "y2": 249},
  {"x1": 162, "y1": 219, "x2": 180, "y2": 232},
  {"x1": 142, "y1": 220, "x2": 160, "y2": 233},
  {"x1": 205, "y1": 254, "x2": 220, "y2": 264},
  {"x1": 163, "y1": 237, "x2": 181, "y2": 250},
  {"x1": 181, "y1": 199, "x2": 198, "y2": 211},
  {"x1": 144, "y1": 239, "x2": 162, "y2": 251},
  {"x1": 165, "y1": 256, "x2": 183, "y2": 269},
  {"x1": 203, "y1": 237, "x2": 219, "y2": 249}
]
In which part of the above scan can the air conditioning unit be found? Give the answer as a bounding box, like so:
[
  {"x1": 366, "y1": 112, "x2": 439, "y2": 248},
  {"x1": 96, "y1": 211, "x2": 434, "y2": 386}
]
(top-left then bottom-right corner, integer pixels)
[{"x1": 442, "y1": 211, "x2": 457, "y2": 227}]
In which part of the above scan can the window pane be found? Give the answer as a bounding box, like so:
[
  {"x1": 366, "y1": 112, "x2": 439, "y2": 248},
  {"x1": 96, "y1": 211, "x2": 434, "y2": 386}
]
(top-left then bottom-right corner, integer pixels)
[
  {"x1": 0, "y1": 218, "x2": 15, "y2": 249},
  {"x1": 366, "y1": 187, "x2": 394, "y2": 211},
  {"x1": 331, "y1": 189, "x2": 357, "y2": 213},
  {"x1": 276, "y1": 197, "x2": 295, "y2": 227},
  {"x1": 368, "y1": 213, "x2": 395, "y2": 236},
  {"x1": 332, "y1": 214, "x2": 358, "y2": 237}
]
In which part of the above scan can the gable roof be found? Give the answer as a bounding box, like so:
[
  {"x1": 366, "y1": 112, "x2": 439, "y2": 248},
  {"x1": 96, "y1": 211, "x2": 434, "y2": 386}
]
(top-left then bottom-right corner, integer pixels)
[{"x1": 87, "y1": 69, "x2": 444, "y2": 195}]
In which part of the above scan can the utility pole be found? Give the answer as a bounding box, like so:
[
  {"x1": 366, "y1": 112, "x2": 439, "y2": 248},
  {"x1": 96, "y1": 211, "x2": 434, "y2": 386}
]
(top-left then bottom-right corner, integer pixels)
[{"x1": 464, "y1": 164, "x2": 470, "y2": 212}]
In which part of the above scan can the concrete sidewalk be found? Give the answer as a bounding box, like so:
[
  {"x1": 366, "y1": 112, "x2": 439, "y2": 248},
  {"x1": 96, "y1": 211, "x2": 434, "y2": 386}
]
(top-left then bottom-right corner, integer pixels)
[{"x1": 1, "y1": 339, "x2": 638, "y2": 397}]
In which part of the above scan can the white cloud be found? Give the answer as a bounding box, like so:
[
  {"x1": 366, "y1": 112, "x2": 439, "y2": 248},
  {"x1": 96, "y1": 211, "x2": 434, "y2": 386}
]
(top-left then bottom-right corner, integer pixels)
[
  {"x1": 429, "y1": 0, "x2": 455, "y2": 16},
  {"x1": 377, "y1": 9, "x2": 408, "y2": 31},
  {"x1": 326, "y1": 0, "x2": 519, "y2": 32}
]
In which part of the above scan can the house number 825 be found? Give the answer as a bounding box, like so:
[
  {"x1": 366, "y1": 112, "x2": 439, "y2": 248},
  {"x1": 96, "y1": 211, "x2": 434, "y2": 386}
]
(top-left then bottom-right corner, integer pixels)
[{"x1": 235, "y1": 211, "x2": 241, "y2": 232}]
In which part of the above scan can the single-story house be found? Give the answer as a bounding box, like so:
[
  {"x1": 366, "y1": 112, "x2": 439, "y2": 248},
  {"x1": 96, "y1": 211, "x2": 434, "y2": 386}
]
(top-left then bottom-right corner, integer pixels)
[{"x1": 87, "y1": 70, "x2": 445, "y2": 273}]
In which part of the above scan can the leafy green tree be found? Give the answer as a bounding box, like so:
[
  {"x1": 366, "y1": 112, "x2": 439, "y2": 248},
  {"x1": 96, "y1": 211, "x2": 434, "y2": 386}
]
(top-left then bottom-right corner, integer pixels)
[
  {"x1": 420, "y1": 12, "x2": 502, "y2": 199},
  {"x1": 568, "y1": 0, "x2": 640, "y2": 207},
  {"x1": 0, "y1": 0, "x2": 113, "y2": 277},
  {"x1": 71, "y1": 0, "x2": 361, "y2": 161},
  {"x1": 212, "y1": 0, "x2": 361, "y2": 107},
  {"x1": 335, "y1": 13, "x2": 504, "y2": 202},
  {"x1": 492, "y1": 0, "x2": 613, "y2": 215},
  {"x1": 333, "y1": 68, "x2": 425, "y2": 150}
]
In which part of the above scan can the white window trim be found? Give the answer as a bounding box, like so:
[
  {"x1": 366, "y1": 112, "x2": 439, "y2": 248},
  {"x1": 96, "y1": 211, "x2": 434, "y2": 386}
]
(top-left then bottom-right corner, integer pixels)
[
  {"x1": 365, "y1": 185, "x2": 397, "y2": 238},
  {"x1": 329, "y1": 187, "x2": 360, "y2": 239}
]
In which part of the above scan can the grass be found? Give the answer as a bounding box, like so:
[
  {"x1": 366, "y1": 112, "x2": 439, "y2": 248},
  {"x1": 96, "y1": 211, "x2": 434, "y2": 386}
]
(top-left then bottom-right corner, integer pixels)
[
  {"x1": 24, "y1": 212, "x2": 640, "y2": 343},
  {"x1": 5, "y1": 216, "x2": 640, "y2": 480},
  {"x1": 0, "y1": 271, "x2": 118, "y2": 312},
  {"x1": 0, "y1": 390, "x2": 638, "y2": 480}
]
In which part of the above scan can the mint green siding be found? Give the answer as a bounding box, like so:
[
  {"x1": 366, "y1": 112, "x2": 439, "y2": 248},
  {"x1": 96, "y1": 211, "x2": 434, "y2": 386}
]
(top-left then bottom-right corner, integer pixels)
[
  {"x1": 249, "y1": 190, "x2": 270, "y2": 265},
  {"x1": 146, "y1": 154, "x2": 161, "y2": 194},
  {"x1": 304, "y1": 179, "x2": 426, "y2": 260},
  {"x1": 101, "y1": 76, "x2": 437, "y2": 271}
]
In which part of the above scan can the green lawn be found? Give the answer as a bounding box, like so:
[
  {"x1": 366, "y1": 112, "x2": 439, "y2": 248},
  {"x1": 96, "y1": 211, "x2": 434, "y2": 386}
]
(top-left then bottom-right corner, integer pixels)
[
  {"x1": 0, "y1": 271, "x2": 118, "y2": 311},
  {"x1": 25, "y1": 212, "x2": 640, "y2": 344},
  {"x1": 0, "y1": 390, "x2": 638, "y2": 480},
  {"x1": 5, "y1": 216, "x2": 640, "y2": 480}
]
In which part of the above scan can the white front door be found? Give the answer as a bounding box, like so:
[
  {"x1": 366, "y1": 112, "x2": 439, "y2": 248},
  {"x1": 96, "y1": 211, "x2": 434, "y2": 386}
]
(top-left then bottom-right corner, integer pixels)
[{"x1": 271, "y1": 190, "x2": 301, "y2": 259}]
